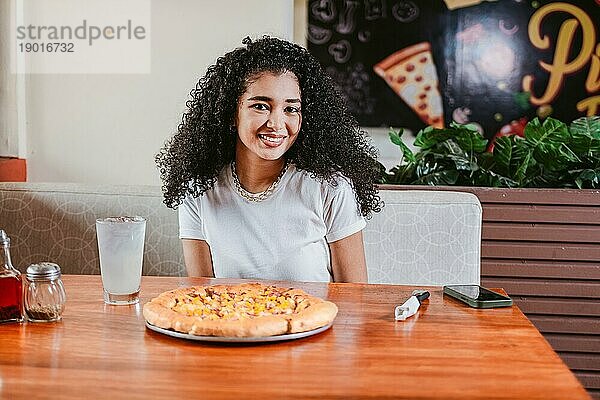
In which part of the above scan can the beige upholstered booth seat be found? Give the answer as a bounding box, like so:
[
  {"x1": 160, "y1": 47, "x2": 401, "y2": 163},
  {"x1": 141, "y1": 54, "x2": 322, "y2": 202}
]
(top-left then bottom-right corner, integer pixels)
[{"x1": 0, "y1": 183, "x2": 481, "y2": 285}]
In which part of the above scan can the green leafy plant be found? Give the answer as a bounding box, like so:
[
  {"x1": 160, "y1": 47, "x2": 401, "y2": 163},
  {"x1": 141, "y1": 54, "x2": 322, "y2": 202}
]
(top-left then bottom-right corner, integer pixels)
[{"x1": 379, "y1": 116, "x2": 600, "y2": 189}]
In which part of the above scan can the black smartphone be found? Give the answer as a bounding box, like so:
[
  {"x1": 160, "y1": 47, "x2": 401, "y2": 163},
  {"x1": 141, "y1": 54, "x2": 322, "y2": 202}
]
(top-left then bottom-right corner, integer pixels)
[{"x1": 443, "y1": 285, "x2": 513, "y2": 308}]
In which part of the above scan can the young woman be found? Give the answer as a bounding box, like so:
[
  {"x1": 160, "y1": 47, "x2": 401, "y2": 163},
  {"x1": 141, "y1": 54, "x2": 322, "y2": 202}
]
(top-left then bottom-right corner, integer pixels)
[{"x1": 156, "y1": 36, "x2": 382, "y2": 282}]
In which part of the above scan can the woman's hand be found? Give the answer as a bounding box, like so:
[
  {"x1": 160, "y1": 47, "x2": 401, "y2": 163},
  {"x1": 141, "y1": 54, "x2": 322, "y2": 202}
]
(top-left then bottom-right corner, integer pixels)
[
  {"x1": 182, "y1": 239, "x2": 215, "y2": 277},
  {"x1": 329, "y1": 230, "x2": 368, "y2": 283}
]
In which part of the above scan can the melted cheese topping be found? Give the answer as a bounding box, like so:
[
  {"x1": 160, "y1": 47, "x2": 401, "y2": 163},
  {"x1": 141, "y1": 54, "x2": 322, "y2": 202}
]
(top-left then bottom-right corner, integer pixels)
[{"x1": 172, "y1": 286, "x2": 301, "y2": 320}]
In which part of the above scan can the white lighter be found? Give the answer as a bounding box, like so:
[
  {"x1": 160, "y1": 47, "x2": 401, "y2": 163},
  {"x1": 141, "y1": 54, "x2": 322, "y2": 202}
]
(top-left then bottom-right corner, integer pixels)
[{"x1": 394, "y1": 290, "x2": 431, "y2": 321}]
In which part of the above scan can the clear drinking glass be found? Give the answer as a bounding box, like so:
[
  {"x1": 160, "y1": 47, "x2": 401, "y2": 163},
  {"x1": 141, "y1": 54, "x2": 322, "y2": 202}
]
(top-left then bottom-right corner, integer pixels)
[{"x1": 95, "y1": 216, "x2": 146, "y2": 305}]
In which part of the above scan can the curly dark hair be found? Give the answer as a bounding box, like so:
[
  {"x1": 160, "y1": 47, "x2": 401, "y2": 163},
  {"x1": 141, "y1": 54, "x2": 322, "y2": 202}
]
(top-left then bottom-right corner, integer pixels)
[{"x1": 156, "y1": 36, "x2": 382, "y2": 217}]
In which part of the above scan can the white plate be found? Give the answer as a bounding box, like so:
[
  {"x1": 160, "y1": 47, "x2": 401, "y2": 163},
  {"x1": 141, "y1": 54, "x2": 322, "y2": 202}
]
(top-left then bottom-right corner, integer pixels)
[{"x1": 145, "y1": 321, "x2": 333, "y2": 343}]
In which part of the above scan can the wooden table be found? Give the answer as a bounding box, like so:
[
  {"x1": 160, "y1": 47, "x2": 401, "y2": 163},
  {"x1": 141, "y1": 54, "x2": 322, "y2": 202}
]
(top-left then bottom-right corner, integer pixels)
[{"x1": 0, "y1": 275, "x2": 589, "y2": 399}]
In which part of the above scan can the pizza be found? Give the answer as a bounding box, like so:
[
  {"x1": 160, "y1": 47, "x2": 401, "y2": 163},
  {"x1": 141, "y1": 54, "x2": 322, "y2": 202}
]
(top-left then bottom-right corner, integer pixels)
[
  {"x1": 373, "y1": 42, "x2": 444, "y2": 129},
  {"x1": 143, "y1": 282, "x2": 338, "y2": 337}
]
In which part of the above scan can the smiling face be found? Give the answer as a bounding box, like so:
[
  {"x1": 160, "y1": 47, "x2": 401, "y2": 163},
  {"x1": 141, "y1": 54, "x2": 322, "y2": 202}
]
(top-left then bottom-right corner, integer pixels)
[{"x1": 234, "y1": 71, "x2": 302, "y2": 164}]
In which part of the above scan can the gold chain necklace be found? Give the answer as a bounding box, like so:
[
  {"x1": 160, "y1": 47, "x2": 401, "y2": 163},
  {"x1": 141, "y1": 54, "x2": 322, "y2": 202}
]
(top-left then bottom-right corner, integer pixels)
[{"x1": 231, "y1": 161, "x2": 289, "y2": 202}]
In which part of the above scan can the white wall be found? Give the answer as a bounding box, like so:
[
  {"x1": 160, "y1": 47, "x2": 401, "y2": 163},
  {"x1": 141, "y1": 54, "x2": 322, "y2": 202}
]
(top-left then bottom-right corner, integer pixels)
[
  {"x1": 21, "y1": 0, "x2": 294, "y2": 185},
  {"x1": 0, "y1": 0, "x2": 19, "y2": 157}
]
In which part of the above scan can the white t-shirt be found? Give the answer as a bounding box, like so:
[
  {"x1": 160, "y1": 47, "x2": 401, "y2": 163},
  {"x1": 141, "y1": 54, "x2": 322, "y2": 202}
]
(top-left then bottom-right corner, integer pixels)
[{"x1": 179, "y1": 164, "x2": 366, "y2": 282}]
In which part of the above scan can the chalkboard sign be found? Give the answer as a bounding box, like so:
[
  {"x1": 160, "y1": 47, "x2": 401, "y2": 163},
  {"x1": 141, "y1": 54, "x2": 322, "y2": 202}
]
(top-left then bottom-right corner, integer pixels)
[{"x1": 307, "y1": 0, "x2": 599, "y2": 139}]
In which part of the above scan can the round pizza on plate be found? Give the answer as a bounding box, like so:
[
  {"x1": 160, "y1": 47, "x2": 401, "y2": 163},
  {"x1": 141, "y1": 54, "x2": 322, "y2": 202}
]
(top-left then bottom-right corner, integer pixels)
[{"x1": 143, "y1": 282, "x2": 338, "y2": 338}]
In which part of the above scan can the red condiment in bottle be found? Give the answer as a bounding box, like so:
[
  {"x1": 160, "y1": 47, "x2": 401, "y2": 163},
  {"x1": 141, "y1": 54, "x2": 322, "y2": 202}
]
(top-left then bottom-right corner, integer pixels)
[{"x1": 0, "y1": 230, "x2": 24, "y2": 323}]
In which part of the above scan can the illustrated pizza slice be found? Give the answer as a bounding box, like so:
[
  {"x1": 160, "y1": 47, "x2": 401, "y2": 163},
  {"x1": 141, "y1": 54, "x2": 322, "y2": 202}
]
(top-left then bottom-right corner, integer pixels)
[{"x1": 373, "y1": 42, "x2": 444, "y2": 129}]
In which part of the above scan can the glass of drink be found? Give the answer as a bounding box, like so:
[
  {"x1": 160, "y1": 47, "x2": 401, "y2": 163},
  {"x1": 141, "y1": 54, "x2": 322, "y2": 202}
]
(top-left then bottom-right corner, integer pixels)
[{"x1": 95, "y1": 216, "x2": 146, "y2": 305}]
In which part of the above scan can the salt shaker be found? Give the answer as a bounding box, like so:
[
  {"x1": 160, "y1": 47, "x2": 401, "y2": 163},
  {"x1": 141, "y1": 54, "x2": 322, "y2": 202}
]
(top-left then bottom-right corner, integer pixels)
[{"x1": 24, "y1": 262, "x2": 66, "y2": 322}]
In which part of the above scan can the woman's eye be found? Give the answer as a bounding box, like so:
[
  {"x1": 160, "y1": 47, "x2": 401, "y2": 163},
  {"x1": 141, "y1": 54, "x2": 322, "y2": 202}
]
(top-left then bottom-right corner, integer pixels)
[
  {"x1": 251, "y1": 103, "x2": 269, "y2": 111},
  {"x1": 285, "y1": 106, "x2": 301, "y2": 114}
]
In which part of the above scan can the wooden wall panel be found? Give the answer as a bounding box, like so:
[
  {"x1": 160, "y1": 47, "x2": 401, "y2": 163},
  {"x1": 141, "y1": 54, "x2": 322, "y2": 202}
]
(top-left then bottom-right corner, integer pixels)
[
  {"x1": 482, "y1": 260, "x2": 600, "y2": 279},
  {"x1": 482, "y1": 278, "x2": 599, "y2": 298},
  {"x1": 559, "y1": 353, "x2": 600, "y2": 371},
  {"x1": 484, "y1": 223, "x2": 600, "y2": 243},
  {"x1": 576, "y1": 372, "x2": 600, "y2": 390},
  {"x1": 484, "y1": 204, "x2": 600, "y2": 224},
  {"x1": 545, "y1": 334, "x2": 600, "y2": 352},
  {"x1": 514, "y1": 297, "x2": 600, "y2": 316},
  {"x1": 525, "y1": 315, "x2": 599, "y2": 335},
  {"x1": 483, "y1": 242, "x2": 600, "y2": 261}
]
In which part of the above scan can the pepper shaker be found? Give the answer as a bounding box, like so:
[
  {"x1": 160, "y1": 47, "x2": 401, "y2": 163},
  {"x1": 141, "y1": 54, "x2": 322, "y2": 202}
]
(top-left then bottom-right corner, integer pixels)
[{"x1": 24, "y1": 262, "x2": 66, "y2": 322}]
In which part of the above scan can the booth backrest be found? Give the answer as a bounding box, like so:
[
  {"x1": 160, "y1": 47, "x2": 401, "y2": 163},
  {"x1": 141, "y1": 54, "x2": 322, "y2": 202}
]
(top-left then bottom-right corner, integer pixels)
[
  {"x1": 365, "y1": 190, "x2": 481, "y2": 285},
  {"x1": 0, "y1": 183, "x2": 481, "y2": 285},
  {"x1": 0, "y1": 183, "x2": 184, "y2": 276}
]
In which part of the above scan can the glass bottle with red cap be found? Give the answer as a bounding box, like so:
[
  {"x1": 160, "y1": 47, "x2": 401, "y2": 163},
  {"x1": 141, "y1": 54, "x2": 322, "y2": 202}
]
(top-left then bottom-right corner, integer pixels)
[{"x1": 0, "y1": 229, "x2": 24, "y2": 323}]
